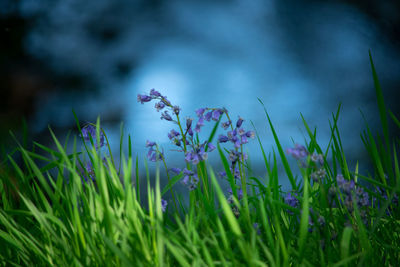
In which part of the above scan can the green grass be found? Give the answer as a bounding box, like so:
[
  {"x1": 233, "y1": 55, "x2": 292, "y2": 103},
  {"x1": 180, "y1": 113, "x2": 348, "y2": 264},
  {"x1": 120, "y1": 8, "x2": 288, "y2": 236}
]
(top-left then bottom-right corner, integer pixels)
[{"x1": 0, "y1": 54, "x2": 399, "y2": 266}]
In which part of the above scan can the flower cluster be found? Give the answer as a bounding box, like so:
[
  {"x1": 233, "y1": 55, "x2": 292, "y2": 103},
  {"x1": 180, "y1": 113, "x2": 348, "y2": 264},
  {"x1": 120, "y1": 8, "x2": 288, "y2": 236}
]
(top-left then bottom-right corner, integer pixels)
[
  {"x1": 218, "y1": 117, "x2": 255, "y2": 149},
  {"x1": 217, "y1": 116, "x2": 255, "y2": 184},
  {"x1": 286, "y1": 144, "x2": 308, "y2": 159},
  {"x1": 284, "y1": 191, "x2": 299, "y2": 215},
  {"x1": 184, "y1": 141, "x2": 216, "y2": 165},
  {"x1": 286, "y1": 144, "x2": 326, "y2": 182},
  {"x1": 218, "y1": 167, "x2": 241, "y2": 180},
  {"x1": 227, "y1": 187, "x2": 243, "y2": 204},
  {"x1": 146, "y1": 140, "x2": 164, "y2": 162},
  {"x1": 80, "y1": 124, "x2": 105, "y2": 149},
  {"x1": 138, "y1": 89, "x2": 221, "y2": 166},
  {"x1": 137, "y1": 89, "x2": 179, "y2": 122},
  {"x1": 170, "y1": 168, "x2": 199, "y2": 191},
  {"x1": 328, "y1": 174, "x2": 371, "y2": 224}
]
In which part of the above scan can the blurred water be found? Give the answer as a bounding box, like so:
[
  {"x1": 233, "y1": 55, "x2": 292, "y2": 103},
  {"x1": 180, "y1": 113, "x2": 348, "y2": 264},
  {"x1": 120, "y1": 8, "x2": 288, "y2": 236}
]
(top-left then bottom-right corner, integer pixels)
[{"x1": 22, "y1": 0, "x2": 400, "y2": 189}]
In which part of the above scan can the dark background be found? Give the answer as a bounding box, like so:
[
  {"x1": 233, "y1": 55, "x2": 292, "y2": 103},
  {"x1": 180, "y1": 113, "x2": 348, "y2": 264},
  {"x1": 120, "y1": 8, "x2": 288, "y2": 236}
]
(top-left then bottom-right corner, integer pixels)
[{"x1": 1, "y1": 0, "x2": 399, "y2": 189}]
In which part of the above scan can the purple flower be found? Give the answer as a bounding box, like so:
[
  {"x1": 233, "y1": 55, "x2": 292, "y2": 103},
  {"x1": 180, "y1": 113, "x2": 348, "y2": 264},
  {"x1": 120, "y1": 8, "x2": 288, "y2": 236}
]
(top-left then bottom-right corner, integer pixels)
[
  {"x1": 336, "y1": 175, "x2": 355, "y2": 194},
  {"x1": 229, "y1": 150, "x2": 239, "y2": 163},
  {"x1": 212, "y1": 109, "x2": 223, "y2": 121},
  {"x1": 241, "y1": 135, "x2": 248, "y2": 145},
  {"x1": 222, "y1": 121, "x2": 231, "y2": 130},
  {"x1": 195, "y1": 116, "x2": 204, "y2": 133},
  {"x1": 311, "y1": 152, "x2": 324, "y2": 165},
  {"x1": 284, "y1": 192, "x2": 299, "y2": 214},
  {"x1": 183, "y1": 168, "x2": 195, "y2": 176},
  {"x1": 236, "y1": 117, "x2": 244, "y2": 128},
  {"x1": 196, "y1": 108, "x2": 206, "y2": 117},
  {"x1": 82, "y1": 161, "x2": 95, "y2": 183},
  {"x1": 81, "y1": 124, "x2": 105, "y2": 149},
  {"x1": 227, "y1": 129, "x2": 237, "y2": 139},
  {"x1": 146, "y1": 141, "x2": 163, "y2": 162},
  {"x1": 286, "y1": 144, "x2": 309, "y2": 159},
  {"x1": 207, "y1": 142, "x2": 216, "y2": 152},
  {"x1": 161, "y1": 111, "x2": 173, "y2": 121},
  {"x1": 169, "y1": 167, "x2": 181, "y2": 174},
  {"x1": 173, "y1": 106, "x2": 180, "y2": 115},
  {"x1": 188, "y1": 127, "x2": 194, "y2": 137},
  {"x1": 198, "y1": 146, "x2": 208, "y2": 161},
  {"x1": 155, "y1": 101, "x2": 165, "y2": 111},
  {"x1": 150, "y1": 89, "x2": 162, "y2": 97},
  {"x1": 161, "y1": 199, "x2": 167, "y2": 212},
  {"x1": 167, "y1": 129, "x2": 180, "y2": 140},
  {"x1": 161, "y1": 98, "x2": 171, "y2": 106},
  {"x1": 181, "y1": 168, "x2": 199, "y2": 191},
  {"x1": 232, "y1": 167, "x2": 241, "y2": 180},
  {"x1": 146, "y1": 140, "x2": 156, "y2": 147},
  {"x1": 186, "y1": 118, "x2": 193, "y2": 130},
  {"x1": 311, "y1": 168, "x2": 327, "y2": 182},
  {"x1": 227, "y1": 188, "x2": 243, "y2": 204},
  {"x1": 204, "y1": 111, "x2": 213, "y2": 121},
  {"x1": 245, "y1": 131, "x2": 255, "y2": 139},
  {"x1": 218, "y1": 135, "x2": 229, "y2": 143},
  {"x1": 231, "y1": 136, "x2": 241, "y2": 148},
  {"x1": 218, "y1": 171, "x2": 226, "y2": 178},
  {"x1": 237, "y1": 128, "x2": 246, "y2": 136},
  {"x1": 137, "y1": 94, "x2": 152, "y2": 104}
]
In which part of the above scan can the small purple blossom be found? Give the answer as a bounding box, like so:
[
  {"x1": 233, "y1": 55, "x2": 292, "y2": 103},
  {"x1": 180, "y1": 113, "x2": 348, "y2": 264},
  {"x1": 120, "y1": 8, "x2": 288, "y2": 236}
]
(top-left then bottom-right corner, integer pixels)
[
  {"x1": 284, "y1": 192, "x2": 299, "y2": 215},
  {"x1": 185, "y1": 143, "x2": 209, "y2": 165},
  {"x1": 194, "y1": 116, "x2": 205, "y2": 133},
  {"x1": 173, "y1": 106, "x2": 180, "y2": 115},
  {"x1": 204, "y1": 111, "x2": 213, "y2": 121},
  {"x1": 161, "y1": 98, "x2": 171, "y2": 106},
  {"x1": 181, "y1": 168, "x2": 199, "y2": 191},
  {"x1": 80, "y1": 124, "x2": 105, "y2": 149},
  {"x1": 186, "y1": 118, "x2": 193, "y2": 130},
  {"x1": 218, "y1": 135, "x2": 229, "y2": 143},
  {"x1": 227, "y1": 188, "x2": 243, "y2": 199},
  {"x1": 196, "y1": 108, "x2": 206, "y2": 117},
  {"x1": 150, "y1": 89, "x2": 162, "y2": 97},
  {"x1": 161, "y1": 111, "x2": 173, "y2": 121},
  {"x1": 161, "y1": 199, "x2": 168, "y2": 212},
  {"x1": 169, "y1": 167, "x2": 181, "y2": 174},
  {"x1": 218, "y1": 171, "x2": 226, "y2": 178},
  {"x1": 311, "y1": 168, "x2": 327, "y2": 182},
  {"x1": 236, "y1": 117, "x2": 244, "y2": 128},
  {"x1": 310, "y1": 152, "x2": 324, "y2": 165},
  {"x1": 222, "y1": 121, "x2": 231, "y2": 130},
  {"x1": 245, "y1": 131, "x2": 255, "y2": 139},
  {"x1": 237, "y1": 128, "x2": 246, "y2": 136},
  {"x1": 207, "y1": 143, "x2": 216, "y2": 152},
  {"x1": 146, "y1": 141, "x2": 163, "y2": 162},
  {"x1": 155, "y1": 101, "x2": 165, "y2": 111},
  {"x1": 146, "y1": 140, "x2": 156, "y2": 147},
  {"x1": 286, "y1": 144, "x2": 309, "y2": 159},
  {"x1": 212, "y1": 109, "x2": 223, "y2": 121},
  {"x1": 137, "y1": 94, "x2": 152, "y2": 104},
  {"x1": 167, "y1": 129, "x2": 180, "y2": 140},
  {"x1": 82, "y1": 161, "x2": 95, "y2": 183}
]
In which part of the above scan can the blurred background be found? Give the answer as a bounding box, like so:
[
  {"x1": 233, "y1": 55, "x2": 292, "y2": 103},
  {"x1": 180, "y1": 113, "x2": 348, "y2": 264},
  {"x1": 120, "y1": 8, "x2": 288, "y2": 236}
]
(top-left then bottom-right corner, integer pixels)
[{"x1": 1, "y1": 0, "x2": 400, "y2": 190}]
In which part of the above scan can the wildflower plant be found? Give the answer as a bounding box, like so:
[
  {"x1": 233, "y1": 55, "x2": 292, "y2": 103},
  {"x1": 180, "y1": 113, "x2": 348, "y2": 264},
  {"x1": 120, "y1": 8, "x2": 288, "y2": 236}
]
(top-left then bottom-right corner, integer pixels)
[{"x1": 0, "y1": 53, "x2": 399, "y2": 266}]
